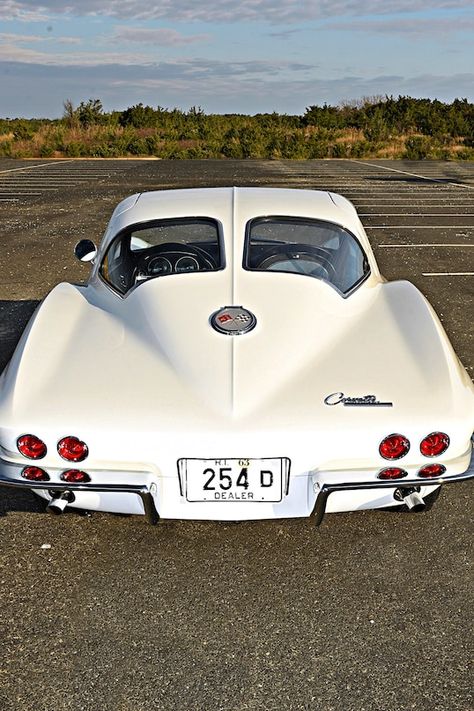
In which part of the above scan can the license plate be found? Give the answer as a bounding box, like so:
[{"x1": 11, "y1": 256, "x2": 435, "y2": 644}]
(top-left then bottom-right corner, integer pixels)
[{"x1": 179, "y1": 458, "x2": 289, "y2": 503}]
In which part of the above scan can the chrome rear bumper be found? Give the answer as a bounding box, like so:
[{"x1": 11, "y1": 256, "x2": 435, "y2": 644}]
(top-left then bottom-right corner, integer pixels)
[
  {"x1": 312, "y1": 446, "x2": 474, "y2": 525},
  {"x1": 0, "y1": 476, "x2": 160, "y2": 524}
]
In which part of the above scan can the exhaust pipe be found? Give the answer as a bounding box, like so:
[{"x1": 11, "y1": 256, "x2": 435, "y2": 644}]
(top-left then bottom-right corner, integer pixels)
[
  {"x1": 394, "y1": 487, "x2": 426, "y2": 512},
  {"x1": 47, "y1": 491, "x2": 74, "y2": 515}
]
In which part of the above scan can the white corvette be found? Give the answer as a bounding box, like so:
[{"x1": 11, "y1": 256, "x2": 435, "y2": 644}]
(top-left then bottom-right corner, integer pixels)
[{"x1": 0, "y1": 188, "x2": 472, "y2": 525}]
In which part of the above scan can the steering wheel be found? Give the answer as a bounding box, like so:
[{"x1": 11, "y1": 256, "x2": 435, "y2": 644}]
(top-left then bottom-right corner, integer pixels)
[
  {"x1": 256, "y1": 246, "x2": 337, "y2": 281},
  {"x1": 133, "y1": 242, "x2": 216, "y2": 282}
]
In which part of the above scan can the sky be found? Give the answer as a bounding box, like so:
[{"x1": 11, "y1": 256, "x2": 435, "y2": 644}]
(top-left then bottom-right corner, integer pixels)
[{"x1": 1, "y1": 1, "x2": 473, "y2": 118}]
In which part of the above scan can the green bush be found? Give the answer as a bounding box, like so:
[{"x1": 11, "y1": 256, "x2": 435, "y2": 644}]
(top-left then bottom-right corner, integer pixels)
[
  {"x1": 307, "y1": 137, "x2": 330, "y2": 158},
  {"x1": 349, "y1": 140, "x2": 371, "y2": 158},
  {"x1": 404, "y1": 136, "x2": 432, "y2": 159},
  {"x1": 331, "y1": 142, "x2": 349, "y2": 158},
  {"x1": 0, "y1": 141, "x2": 13, "y2": 157},
  {"x1": 125, "y1": 136, "x2": 151, "y2": 155},
  {"x1": 456, "y1": 148, "x2": 474, "y2": 160},
  {"x1": 13, "y1": 121, "x2": 35, "y2": 141},
  {"x1": 64, "y1": 141, "x2": 87, "y2": 157},
  {"x1": 39, "y1": 144, "x2": 54, "y2": 157}
]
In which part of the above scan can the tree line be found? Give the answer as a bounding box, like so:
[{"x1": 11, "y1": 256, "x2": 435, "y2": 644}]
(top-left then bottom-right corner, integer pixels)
[{"x1": 0, "y1": 95, "x2": 473, "y2": 160}]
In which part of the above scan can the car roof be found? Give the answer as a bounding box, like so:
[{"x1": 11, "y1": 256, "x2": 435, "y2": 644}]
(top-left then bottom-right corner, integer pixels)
[
  {"x1": 108, "y1": 187, "x2": 357, "y2": 230},
  {"x1": 99, "y1": 187, "x2": 373, "y2": 267}
]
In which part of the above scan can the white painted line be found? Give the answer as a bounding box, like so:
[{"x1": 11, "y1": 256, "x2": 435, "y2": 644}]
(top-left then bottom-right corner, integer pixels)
[
  {"x1": 355, "y1": 204, "x2": 474, "y2": 207},
  {"x1": 0, "y1": 160, "x2": 74, "y2": 175},
  {"x1": 2, "y1": 175, "x2": 109, "y2": 179},
  {"x1": 360, "y1": 213, "x2": 474, "y2": 217},
  {"x1": 1, "y1": 182, "x2": 73, "y2": 186},
  {"x1": 347, "y1": 159, "x2": 474, "y2": 190},
  {"x1": 378, "y1": 243, "x2": 474, "y2": 248},
  {"x1": 0, "y1": 188, "x2": 58, "y2": 192},
  {"x1": 3, "y1": 181, "x2": 102, "y2": 185},
  {"x1": 422, "y1": 272, "x2": 474, "y2": 276},
  {"x1": 0, "y1": 198, "x2": 19, "y2": 202},
  {"x1": 365, "y1": 225, "x2": 473, "y2": 229},
  {"x1": 345, "y1": 189, "x2": 472, "y2": 192}
]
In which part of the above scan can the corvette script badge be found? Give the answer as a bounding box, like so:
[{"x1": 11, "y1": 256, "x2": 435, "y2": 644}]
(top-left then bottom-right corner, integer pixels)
[
  {"x1": 324, "y1": 392, "x2": 393, "y2": 407},
  {"x1": 210, "y1": 306, "x2": 257, "y2": 335}
]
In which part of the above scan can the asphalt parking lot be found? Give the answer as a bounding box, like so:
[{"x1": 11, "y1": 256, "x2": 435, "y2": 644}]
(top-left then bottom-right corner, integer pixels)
[{"x1": 0, "y1": 159, "x2": 473, "y2": 711}]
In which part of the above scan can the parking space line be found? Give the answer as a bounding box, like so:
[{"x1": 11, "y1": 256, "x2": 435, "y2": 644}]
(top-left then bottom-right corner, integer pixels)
[
  {"x1": 0, "y1": 160, "x2": 74, "y2": 175},
  {"x1": 0, "y1": 188, "x2": 59, "y2": 192},
  {"x1": 360, "y1": 213, "x2": 474, "y2": 217},
  {"x1": 347, "y1": 159, "x2": 474, "y2": 190},
  {"x1": 365, "y1": 225, "x2": 474, "y2": 229},
  {"x1": 355, "y1": 204, "x2": 474, "y2": 207},
  {"x1": 378, "y1": 243, "x2": 474, "y2": 248},
  {"x1": 422, "y1": 272, "x2": 474, "y2": 276}
]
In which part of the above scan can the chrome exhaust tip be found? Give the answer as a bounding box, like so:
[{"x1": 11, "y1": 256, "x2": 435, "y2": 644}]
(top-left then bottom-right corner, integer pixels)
[
  {"x1": 394, "y1": 487, "x2": 426, "y2": 512},
  {"x1": 46, "y1": 491, "x2": 74, "y2": 515}
]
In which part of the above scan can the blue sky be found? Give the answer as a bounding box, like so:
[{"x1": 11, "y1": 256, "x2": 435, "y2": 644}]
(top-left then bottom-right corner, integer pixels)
[{"x1": 1, "y1": 1, "x2": 473, "y2": 117}]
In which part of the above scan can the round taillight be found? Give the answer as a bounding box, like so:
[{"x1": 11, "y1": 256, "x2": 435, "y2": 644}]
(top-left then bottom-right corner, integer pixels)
[
  {"x1": 378, "y1": 467, "x2": 408, "y2": 480},
  {"x1": 420, "y1": 432, "x2": 449, "y2": 457},
  {"x1": 418, "y1": 463, "x2": 446, "y2": 479},
  {"x1": 379, "y1": 434, "x2": 410, "y2": 460},
  {"x1": 21, "y1": 466, "x2": 49, "y2": 482},
  {"x1": 58, "y1": 436, "x2": 88, "y2": 462},
  {"x1": 60, "y1": 470, "x2": 91, "y2": 483},
  {"x1": 17, "y1": 434, "x2": 47, "y2": 460}
]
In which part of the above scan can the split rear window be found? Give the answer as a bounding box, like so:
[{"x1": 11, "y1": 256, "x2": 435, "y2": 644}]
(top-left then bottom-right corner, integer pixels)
[
  {"x1": 244, "y1": 217, "x2": 369, "y2": 294},
  {"x1": 100, "y1": 218, "x2": 223, "y2": 294}
]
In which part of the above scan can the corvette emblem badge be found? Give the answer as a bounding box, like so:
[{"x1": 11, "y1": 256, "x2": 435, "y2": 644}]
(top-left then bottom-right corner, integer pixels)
[
  {"x1": 210, "y1": 306, "x2": 257, "y2": 335},
  {"x1": 324, "y1": 392, "x2": 393, "y2": 407}
]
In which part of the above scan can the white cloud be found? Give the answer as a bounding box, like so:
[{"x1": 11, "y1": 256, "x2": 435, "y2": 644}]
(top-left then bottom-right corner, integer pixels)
[
  {"x1": 0, "y1": 32, "x2": 81, "y2": 44},
  {"x1": 2, "y1": 0, "x2": 473, "y2": 23},
  {"x1": 111, "y1": 27, "x2": 210, "y2": 46},
  {"x1": 0, "y1": 43, "x2": 153, "y2": 65},
  {"x1": 0, "y1": 1, "x2": 48, "y2": 21},
  {"x1": 328, "y1": 16, "x2": 474, "y2": 34}
]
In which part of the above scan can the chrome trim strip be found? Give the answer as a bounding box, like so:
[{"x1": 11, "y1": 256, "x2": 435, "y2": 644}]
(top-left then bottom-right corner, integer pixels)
[{"x1": 0, "y1": 476, "x2": 159, "y2": 525}]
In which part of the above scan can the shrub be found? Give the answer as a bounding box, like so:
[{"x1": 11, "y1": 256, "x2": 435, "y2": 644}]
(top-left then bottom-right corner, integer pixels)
[
  {"x1": 0, "y1": 140, "x2": 13, "y2": 157},
  {"x1": 64, "y1": 141, "x2": 87, "y2": 157},
  {"x1": 331, "y1": 142, "x2": 349, "y2": 158},
  {"x1": 349, "y1": 140, "x2": 371, "y2": 158},
  {"x1": 13, "y1": 121, "x2": 35, "y2": 141},
  {"x1": 404, "y1": 135, "x2": 432, "y2": 159},
  {"x1": 39, "y1": 144, "x2": 54, "y2": 157},
  {"x1": 307, "y1": 137, "x2": 330, "y2": 158}
]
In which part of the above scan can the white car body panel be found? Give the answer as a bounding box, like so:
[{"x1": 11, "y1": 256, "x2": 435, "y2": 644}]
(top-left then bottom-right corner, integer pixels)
[{"x1": 0, "y1": 188, "x2": 472, "y2": 523}]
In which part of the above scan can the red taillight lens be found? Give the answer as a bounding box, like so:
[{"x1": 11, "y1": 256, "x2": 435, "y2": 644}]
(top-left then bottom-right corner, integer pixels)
[
  {"x1": 58, "y1": 436, "x2": 88, "y2": 462},
  {"x1": 17, "y1": 434, "x2": 47, "y2": 460},
  {"x1": 60, "y1": 470, "x2": 91, "y2": 483},
  {"x1": 21, "y1": 466, "x2": 49, "y2": 482},
  {"x1": 378, "y1": 467, "x2": 408, "y2": 480},
  {"x1": 418, "y1": 463, "x2": 446, "y2": 479},
  {"x1": 420, "y1": 432, "x2": 449, "y2": 457},
  {"x1": 379, "y1": 434, "x2": 410, "y2": 460}
]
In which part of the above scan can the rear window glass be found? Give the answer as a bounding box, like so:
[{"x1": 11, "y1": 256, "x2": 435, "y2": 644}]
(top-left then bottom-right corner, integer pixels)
[
  {"x1": 244, "y1": 217, "x2": 369, "y2": 294},
  {"x1": 100, "y1": 218, "x2": 223, "y2": 295}
]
